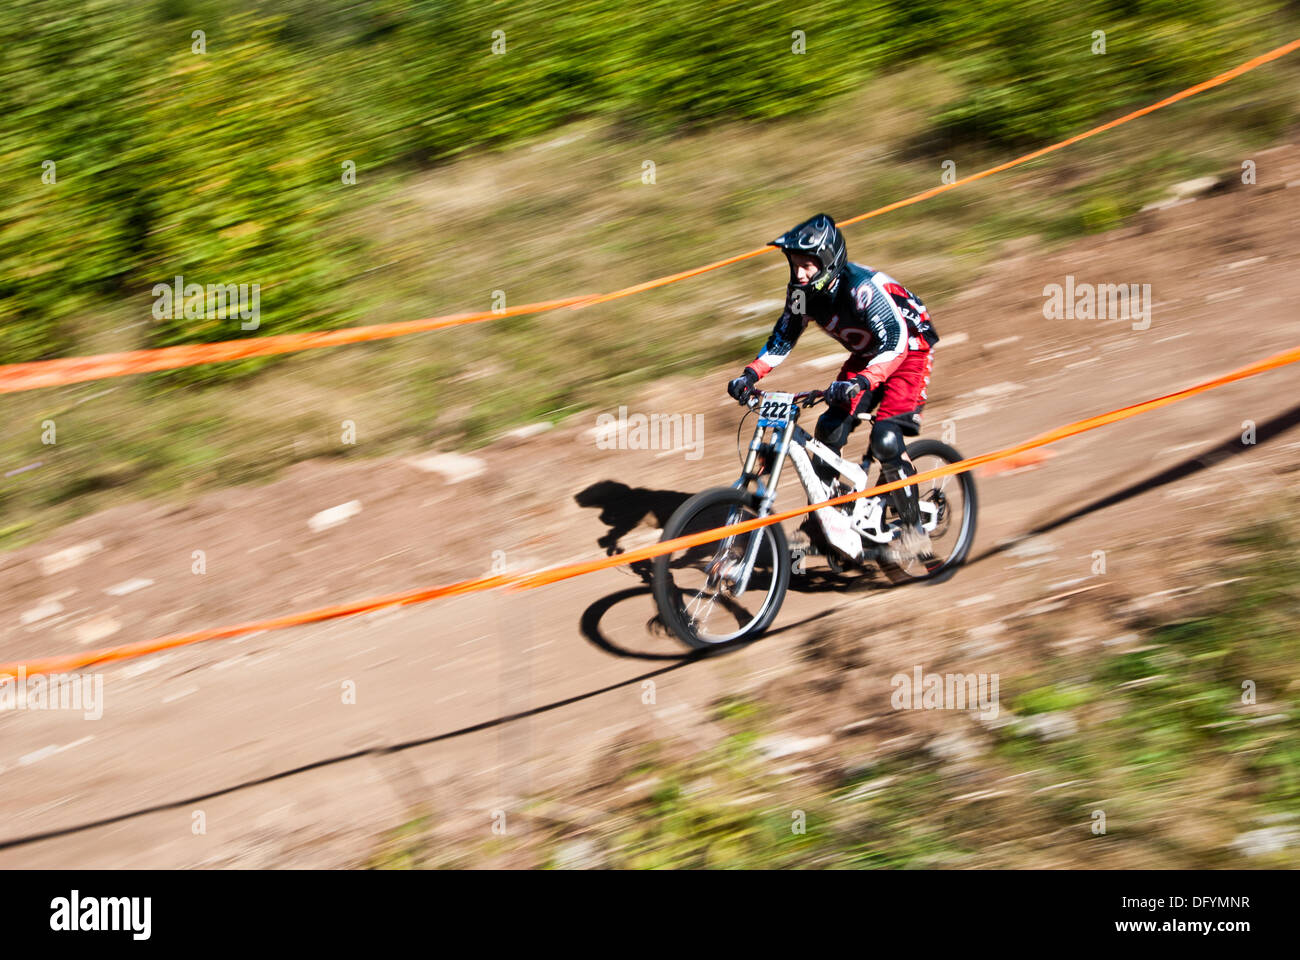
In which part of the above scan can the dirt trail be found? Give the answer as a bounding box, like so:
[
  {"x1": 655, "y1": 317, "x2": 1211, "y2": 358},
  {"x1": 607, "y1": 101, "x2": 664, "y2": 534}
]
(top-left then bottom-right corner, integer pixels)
[{"x1": 1, "y1": 148, "x2": 1299, "y2": 866}]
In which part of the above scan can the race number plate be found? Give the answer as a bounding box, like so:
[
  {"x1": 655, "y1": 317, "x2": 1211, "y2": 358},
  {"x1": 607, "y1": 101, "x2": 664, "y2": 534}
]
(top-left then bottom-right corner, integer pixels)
[{"x1": 757, "y1": 392, "x2": 796, "y2": 429}]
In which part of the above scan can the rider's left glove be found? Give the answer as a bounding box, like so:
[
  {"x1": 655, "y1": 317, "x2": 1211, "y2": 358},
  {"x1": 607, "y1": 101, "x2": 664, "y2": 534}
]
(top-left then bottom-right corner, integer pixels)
[
  {"x1": 826, "y1": 375, "x2": 868, "y2": 409},
  {"x1": 727, "y1": 368, "x2": 759, "y2": 403}
]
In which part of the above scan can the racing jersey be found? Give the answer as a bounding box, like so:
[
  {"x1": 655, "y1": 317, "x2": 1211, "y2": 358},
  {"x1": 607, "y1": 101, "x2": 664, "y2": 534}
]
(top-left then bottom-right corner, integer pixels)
[{"x1": 745, "y1": 262, "x2": 939, "y2": 390}]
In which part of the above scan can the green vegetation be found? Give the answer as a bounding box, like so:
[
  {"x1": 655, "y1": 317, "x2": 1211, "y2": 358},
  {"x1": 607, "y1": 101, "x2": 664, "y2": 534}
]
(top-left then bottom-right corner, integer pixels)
[
  {"x1": 2, "y1": 0, "x2": 1293, "y2": 364},
  {"x1": 1, "y1": 1, "x2": 1298, "y2": 545}
]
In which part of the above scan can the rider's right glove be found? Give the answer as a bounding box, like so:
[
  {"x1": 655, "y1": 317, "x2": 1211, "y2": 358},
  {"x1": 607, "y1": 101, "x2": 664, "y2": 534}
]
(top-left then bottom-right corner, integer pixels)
[
  {"x1": 825, "y1": 375, "x2": 868, "y2": 409},
  {"x1": 727, "y1": 367, "x2": 759, "y2": 403}
]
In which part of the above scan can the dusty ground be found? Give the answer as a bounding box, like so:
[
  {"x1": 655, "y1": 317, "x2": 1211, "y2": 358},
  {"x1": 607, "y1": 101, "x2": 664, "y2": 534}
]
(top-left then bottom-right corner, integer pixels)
[{"x1": 1, "y1": 146, "x2": 1298, "y2": 867}]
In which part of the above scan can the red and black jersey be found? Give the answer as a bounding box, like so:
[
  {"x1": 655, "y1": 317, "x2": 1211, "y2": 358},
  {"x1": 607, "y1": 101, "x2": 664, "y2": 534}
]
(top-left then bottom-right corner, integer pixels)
[{"x1": 745, "y1": 262, "x2": 938, "y2": 390}]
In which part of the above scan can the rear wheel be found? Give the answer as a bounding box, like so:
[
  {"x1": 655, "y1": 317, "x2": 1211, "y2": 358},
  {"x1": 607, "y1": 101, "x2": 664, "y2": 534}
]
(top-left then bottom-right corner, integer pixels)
[
  {"x1": 873, "y1": 438, "x2": 978, "y2": 585},
  {"x1": 652, "y1": 487, "x2": 790, "y2": 650}
]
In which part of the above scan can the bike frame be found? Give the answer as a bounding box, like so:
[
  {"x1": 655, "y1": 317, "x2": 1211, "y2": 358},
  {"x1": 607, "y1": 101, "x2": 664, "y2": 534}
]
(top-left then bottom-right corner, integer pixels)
[{"x1": 726, "y1": 390, "x2": 938, "y2": 592}]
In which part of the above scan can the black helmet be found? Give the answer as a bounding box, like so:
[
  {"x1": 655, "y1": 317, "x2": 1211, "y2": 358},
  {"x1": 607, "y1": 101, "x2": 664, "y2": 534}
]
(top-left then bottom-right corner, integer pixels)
[{"x1": 769, "y1": 213, "x2": 847, "y2": 298}]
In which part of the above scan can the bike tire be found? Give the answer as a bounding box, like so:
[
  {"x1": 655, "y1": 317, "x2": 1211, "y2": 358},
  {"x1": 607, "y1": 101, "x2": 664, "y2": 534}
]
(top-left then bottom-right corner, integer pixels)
[
  {"x1": 878, "y1": 438, "x2": 979, "y2": 586},
  {"x1": 651, "y1": 487, "x2": 791, "y2": 650}
]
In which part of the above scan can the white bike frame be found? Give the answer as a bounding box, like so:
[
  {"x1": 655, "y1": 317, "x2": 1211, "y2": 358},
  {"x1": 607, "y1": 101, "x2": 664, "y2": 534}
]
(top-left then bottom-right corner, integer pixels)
[{"x1": 727, "y1": 392, "x2": 938, "y2": 592}]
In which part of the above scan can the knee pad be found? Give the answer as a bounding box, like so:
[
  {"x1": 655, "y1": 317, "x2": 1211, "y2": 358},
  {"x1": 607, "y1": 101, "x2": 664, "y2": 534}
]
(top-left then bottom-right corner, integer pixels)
[{"x1": 869, "y1": 420, "x2": 907, "y2": 468}]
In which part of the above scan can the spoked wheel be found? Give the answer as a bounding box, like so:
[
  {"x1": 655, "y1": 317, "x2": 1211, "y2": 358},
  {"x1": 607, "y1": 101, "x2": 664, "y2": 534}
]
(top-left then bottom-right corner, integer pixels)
[
  {"x1": 651, "y1": 487, "x2": 790, "y2": 651},
  {"x1": 872, "y1": 438, "x2": 978, "y2": 585}
]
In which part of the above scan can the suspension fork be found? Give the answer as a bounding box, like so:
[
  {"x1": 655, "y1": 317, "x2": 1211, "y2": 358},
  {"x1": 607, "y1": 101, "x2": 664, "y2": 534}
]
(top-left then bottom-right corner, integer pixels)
[{"x1": 732, "y1": 419, "x2": 796, "y2": 596}]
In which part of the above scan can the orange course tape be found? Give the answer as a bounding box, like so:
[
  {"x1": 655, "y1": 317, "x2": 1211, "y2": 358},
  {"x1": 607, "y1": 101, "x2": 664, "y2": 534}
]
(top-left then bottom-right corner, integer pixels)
[
  {"x1": 0, "y1": 38, "x2": 1296, "y2": 396},
  {"x1": 3, "y1": 342, "x2": 1298, "y2": 682}
]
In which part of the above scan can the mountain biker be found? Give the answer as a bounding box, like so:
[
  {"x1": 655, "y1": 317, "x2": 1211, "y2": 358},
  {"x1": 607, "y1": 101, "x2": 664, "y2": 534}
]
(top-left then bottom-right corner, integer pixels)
[{"x1": 726, "y1": 212, "x2": 939, "y2": 561}]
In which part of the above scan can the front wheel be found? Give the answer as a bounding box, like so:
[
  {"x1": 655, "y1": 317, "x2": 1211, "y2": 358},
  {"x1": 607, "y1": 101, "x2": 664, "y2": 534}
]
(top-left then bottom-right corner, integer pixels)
[
  {"x1": 875, "y1": 438, "x2": 978, "y2": 586},
  {"x1": 651, "y1": 487, "x2": 790, "y2": 651}
]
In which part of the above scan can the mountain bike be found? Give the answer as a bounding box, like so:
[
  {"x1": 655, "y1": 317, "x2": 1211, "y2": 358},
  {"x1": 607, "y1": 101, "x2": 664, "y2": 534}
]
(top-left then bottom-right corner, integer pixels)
[{"x1": 651, "y1": 389, "x2": 977, "y2": 650}]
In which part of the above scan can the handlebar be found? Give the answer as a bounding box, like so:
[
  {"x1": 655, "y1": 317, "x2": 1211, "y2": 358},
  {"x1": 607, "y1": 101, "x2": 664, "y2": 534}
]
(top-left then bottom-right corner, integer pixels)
[
  {"x1": 743, "y1": 387, "x2": 873, "y2": 422},
  {"x1": 745, "y1": 388, "x2": 826, "y2": 410}
]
